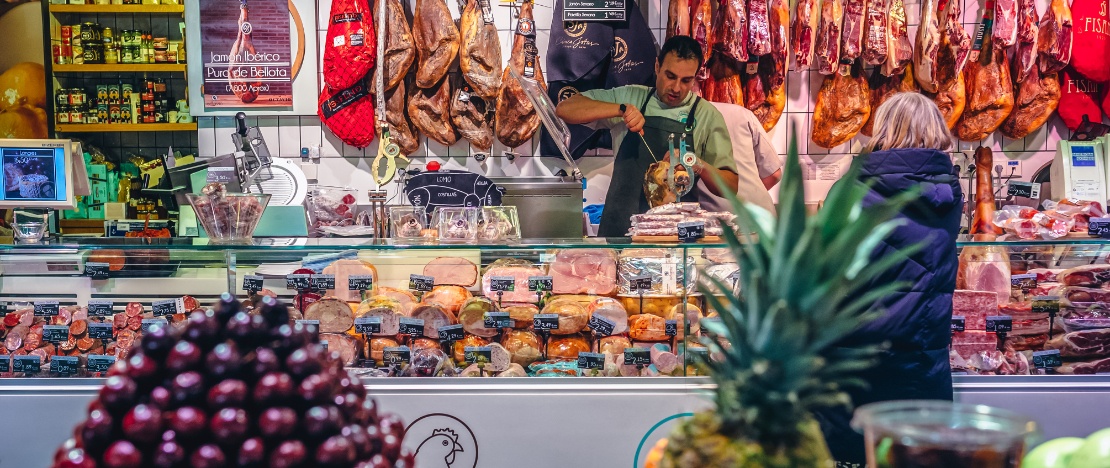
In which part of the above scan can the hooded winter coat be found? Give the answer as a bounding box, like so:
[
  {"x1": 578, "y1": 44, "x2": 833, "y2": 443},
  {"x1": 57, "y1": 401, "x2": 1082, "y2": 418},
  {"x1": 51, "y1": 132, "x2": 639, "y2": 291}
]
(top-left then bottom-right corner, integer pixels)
[{"x1": 813, "y1": 147, "x2": 964, "y2": 465}]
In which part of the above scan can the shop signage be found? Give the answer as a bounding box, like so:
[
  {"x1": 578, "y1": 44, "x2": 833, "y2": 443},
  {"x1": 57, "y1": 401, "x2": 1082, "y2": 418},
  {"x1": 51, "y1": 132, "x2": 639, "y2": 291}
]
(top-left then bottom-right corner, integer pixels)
[
  {"x1": 198, "y1": 0, "x2": 293, "y2": 109},
  {"x1": 563, "y1": 0, "x2": 626, "y2": 22}
]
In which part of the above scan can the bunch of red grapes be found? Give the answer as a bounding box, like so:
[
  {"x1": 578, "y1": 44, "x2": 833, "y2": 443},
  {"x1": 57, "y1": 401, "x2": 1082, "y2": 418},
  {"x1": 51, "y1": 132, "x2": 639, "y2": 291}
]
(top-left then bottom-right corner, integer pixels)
[{"x1": 52, "y1": 294, "x2": 414, "y2": 468}]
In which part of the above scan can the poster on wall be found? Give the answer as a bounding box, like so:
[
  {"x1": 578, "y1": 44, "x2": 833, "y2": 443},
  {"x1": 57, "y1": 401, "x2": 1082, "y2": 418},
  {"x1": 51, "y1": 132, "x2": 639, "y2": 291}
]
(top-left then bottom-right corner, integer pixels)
[{"x1": 199, "y1": 0, "x2": 294, "y2": 110}]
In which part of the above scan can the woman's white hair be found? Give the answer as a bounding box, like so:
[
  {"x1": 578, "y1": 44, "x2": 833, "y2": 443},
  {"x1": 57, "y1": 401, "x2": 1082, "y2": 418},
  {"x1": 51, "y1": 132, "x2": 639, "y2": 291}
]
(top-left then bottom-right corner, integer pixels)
[{"x1": 864, "y1": 92, "x2": 954, "y2": 153}]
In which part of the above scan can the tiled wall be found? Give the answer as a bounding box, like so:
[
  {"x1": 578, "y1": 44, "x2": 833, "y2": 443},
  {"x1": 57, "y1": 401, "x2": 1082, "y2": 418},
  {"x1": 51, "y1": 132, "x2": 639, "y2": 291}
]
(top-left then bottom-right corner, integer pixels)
[{"x1": 197, "y1": 0, "x2": 1062, "y2": 205}]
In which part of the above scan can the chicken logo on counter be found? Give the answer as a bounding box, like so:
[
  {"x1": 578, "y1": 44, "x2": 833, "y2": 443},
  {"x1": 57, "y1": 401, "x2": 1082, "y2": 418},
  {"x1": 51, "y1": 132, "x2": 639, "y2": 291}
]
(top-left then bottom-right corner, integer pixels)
[{"x1": 403, "y1": 413, "x2": 478, "y2": 468}]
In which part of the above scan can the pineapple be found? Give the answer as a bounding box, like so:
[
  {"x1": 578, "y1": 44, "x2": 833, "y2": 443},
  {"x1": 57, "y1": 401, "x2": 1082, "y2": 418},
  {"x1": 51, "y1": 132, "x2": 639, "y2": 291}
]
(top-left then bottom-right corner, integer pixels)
[{"x1": 655, "y1": 133, "x2": 923, "y2": 467}]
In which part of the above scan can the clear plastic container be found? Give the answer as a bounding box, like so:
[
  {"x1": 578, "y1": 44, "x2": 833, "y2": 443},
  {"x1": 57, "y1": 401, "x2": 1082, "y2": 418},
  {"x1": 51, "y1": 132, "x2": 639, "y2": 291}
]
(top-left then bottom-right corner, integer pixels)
[
  {"x1": 851, "y1": 400, "x2": 1039, "y2": 468},
  {"x1": 479, "y1": 206, "x2": 521, "y2": 241},
  {"x1": 187, "y1": 193, "x2": 270, "y2": 244},
  {"x1": 12, "y1": 222, "x2": 47, "y2": 243},
  {"x1": 389, "y1": 205, "x2": 429, "y2": 241},
  {"x1": 305, "y1": 186, "x2": 357, "y2": 236},
  {"x1": 435, "y1": 207, "x2": 479, "y2": 243}
]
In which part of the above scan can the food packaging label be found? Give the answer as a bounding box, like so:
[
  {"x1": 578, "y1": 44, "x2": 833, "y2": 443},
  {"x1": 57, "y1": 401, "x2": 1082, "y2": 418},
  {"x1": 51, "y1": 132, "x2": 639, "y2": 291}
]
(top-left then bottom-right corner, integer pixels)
[
  {"x1": 354, "y1": 317, "x2": 382, "y2": 334},
  {"x1": 87, "y1": 355, "x2": 115, "y2": 373},
  {"x1": 985, "y1": 315, "x2": 1013, "y2": 333},
  {"x1": 577, "y1": 352, "x2": 605, "y2": 370},
  {"x1": 13, "y1": 355, "x2": 41, "y2": 374},
  {"x1": 243, "y1": 275, "x2": 264, "y2": 292},
  {"x1": 624, "y1": 348, "x2": 652, "y2": 365},
  {"x1": 88, "y1": 323, "x2": 113, "y2": 339},
  {"x1": 85, "y1": 262, "x2": 110, "y2": 279},
  {"x1": 52, "y1": 356, "x2": 79, "y2": 376},
  {"x1": 43, "y1": 325, "x2": 69, "y2": 343},
  {"x1": 438, "y1": 324, "x2": 465, "y2": 342},
  {"x1": 34, "y1": 301, "x2": 60, "y2": 317},
  {"x1": 1032, "y1": 349, "x2": 1062, "y2": 369},
  {"x1": 88, "y1": 300, "x2": 114, "y2": 317},
  {"x1": 399, "y1": 318, "x2": 425, "y2": 336},
  {"x1": 534, "y1": 314, "x2": 560, "y2": 331},
  {"x1": 348, "y1": 275, "x2": 374, "y2": 291},
  {"x1": 951, "y1": 316, "x2": 966, "y2": 332}
]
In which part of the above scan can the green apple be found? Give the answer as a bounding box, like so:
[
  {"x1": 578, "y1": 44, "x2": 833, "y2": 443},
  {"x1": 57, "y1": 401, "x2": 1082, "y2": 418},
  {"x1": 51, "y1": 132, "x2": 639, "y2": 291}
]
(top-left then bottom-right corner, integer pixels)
[
  {"x1": 1023, "y1": 437, "x2": 1085, "y2": 468},
  {"x1": 1069, "y1": 429, "x2": 1110, "y2": 468}
]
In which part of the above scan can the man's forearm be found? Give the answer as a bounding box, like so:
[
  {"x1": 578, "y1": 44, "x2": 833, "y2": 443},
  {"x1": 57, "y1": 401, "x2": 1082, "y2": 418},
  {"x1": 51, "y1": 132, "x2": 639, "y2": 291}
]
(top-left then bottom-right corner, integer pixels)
[
  {"x1": 555, "y1": 95, "x2": 622, "y2": 125},
  {"x1": 697, "y1": 165, "x2": 739, "y2": 197},
  {"x1": 762, "y1": 169, "x2": 782, "y2": 190}
]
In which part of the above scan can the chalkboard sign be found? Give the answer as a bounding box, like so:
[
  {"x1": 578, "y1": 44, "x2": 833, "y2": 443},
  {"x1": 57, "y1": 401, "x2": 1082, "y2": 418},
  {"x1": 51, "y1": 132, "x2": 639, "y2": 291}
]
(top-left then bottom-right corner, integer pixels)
[
  {"x1": 0, "y1": 357, "x2": 7, "y2": 373},
  {"x1": 438, "y1": 324, "x2": 465, "y2": 342},
  {"x1": 1032, "y1": 349, "x2": 1062, "y2": 369},
  {"x1": 1032, "y1": 296, "x2": 1061, "y2": 315},
  {"x1": 87, "y1": 300, "x2": 114, "y2": 317},
  {"x1": 34, "y1": 301, "x2": 59, "y2": 317},
  {"x1": 577, "y1": 352, "x2": 605, "y2": 370},
  {"x1": 534, "y1": 314, "x2": 560, "y2": 331},
  {"x1": 665, "y1": 320, "x2": 678, "y2": 337},
  {"x1": 43, "y1": 325, "x2": 69, "y2": 343},
  {"x1": 678, "y1": 221, "x2": 705, "y2": 243},
  {"x1": 409, "y1": 275, "x2": 434, "y2": 292},
  {"x1": 986, "y1": 315, "x2": 1013, "y2": 333},
  {"x1": 13, "y1": 355, "x2": 40, "y2": 374},
  {"x1": 528, "y1": 276, "x2": 554, "y2": 292},
  {"x1": 85, "y1": 262, "x2": 110, "y2": 279},
  {"x1": 88, "y1": 323, "x2": 113, "y2": 340},
  {"x1": 310, "y1": 275, "x2": 336, "y2": 291},
  {"x1": 404, "y1": 170, "x2": 504, "y2": 214},
  {"x1": 951, "y1": 316, "x2": 966, "y2": 332},
  {"x1": 383, "y1": 347, "x2": 411, "y2": 366},
  {"x1": 624, "y1": 348, "x2": 651, "y2": 366},
  {"x1": 489, "y1": 276, "x2": 516, "y2": 292},
  {"x1": 1011, "y1": 274, "x2": 1037, "y2": 291},
  {"x1": 588, "y1": 314, "x2": 616, "y2": 336},
  {"x1": 483, "y1": 312, "x2": 513, "y2": 329},
  {"x1": 243, "y1": 275, "x2": 264, "y2": 293},
  {"x1": 1007, "y1": 181, "x2": 1041, "y2": 199},
  {"x1": 52, "y1": 356, "x2": 79, "y2": 376},
  {"x1": 152, "y1": 299, "x2": 179, "y2": 317},
  {"x1": 354, "y1": 317, "x2": 382, "y2": 334},
  {"x1": 348, "y1": 275, "x2": 374, "y2": 291},
  {"x1": 399, "y1": 318, "x2": 425, "y2": 337},
  {"x1": 629, "y1": 276, "x2": 653, "y2": 292},
  {"x1": 286, "y1": 274, "x2": 311, "y2": 290},
  {"x1": 87, "y1": 355, "x2": 116, "y2": 373}
]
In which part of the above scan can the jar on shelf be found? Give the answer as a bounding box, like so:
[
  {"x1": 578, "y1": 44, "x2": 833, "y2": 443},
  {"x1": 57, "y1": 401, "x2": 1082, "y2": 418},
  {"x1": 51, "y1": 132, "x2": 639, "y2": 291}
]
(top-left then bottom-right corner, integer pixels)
[{"x1": 57, "y1": 106, "x2": 72, "y2": 124}]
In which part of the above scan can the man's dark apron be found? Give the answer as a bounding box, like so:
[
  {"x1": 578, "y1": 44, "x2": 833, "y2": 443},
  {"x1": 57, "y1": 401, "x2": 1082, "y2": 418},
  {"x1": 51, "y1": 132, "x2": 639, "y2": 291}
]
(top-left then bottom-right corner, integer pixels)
[{"x1": 597, "y1": 89, "x2": 703, "y2": 237}]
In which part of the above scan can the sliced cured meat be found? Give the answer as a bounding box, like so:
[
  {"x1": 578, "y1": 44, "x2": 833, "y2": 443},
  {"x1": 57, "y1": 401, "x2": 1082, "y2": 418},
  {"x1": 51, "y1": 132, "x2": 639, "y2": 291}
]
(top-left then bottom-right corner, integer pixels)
[
  {"x1": 374, "y1": 0, "x2": 416, "y2": 91},
  {"x1": 951, "y1": 289, "x2": 998, "y2": 330},
  {"x1": 410, "y1": 303, "x2": 457, "y2": 339},
  {"x1": 321, "y1": 333, "x2": 359, "y2": 366},
  {"x1": 587, "y1": 300, "x2": 631, "y2": 335},
  {"x1": 951, "y1": 330, "x2": 999, "y2": 356},
  {"x1": 699, "y1": 56, "x2": 745, "y2": 105},
  {"x1": 839, "y1": 0, "x2": 866, "y2": 61},
  {"x1": 424, "y1": 257, "x2": 479, "y2": 287},
  {"x1": 1062, "y1": 287, "x2": 1110, "y2": 304},
  {"x1": 1000, "y1": 70, "x2": 1060, "y2": 139},
  {"x1": 323, "y1": 259, "x2": 379, "y2": 303},
  {"x1": 791, "y1": 0, "x2": 819, "y2": 70},
  {"x1": 540, "y1": 299, "x2": 590, "y2": 335},
  {"x1": 767, "y1": 0, "x2": 790, "y2": 89},
  {"x1": 883, "y1": 0, "x2": 913, "y2": 75},
  {"x1": 861, "y1": 65, "x2": 917, "y2": 136},
  {"x1": 422, "y1": 285, "x2": 472, "y2": 315},
  {"x1": 811, "y1": 62, "x2": 870, "y2": 148},
  {"x1": 862, "y1": 0, "x2": 889, "y2": 66},
  {"x1": 501, "y1": 330, "x2": 542, "y2": 367},
  {"x1": 1013, "y1": 0, "x2": 1040, "y2": 83},
  {"x1": 450, "y1": 83, "x2": 495, "y2": 151},
  {"x1": 747, "y1": 0, "x2": 773, "y2": 57},
  {"x1": 549, "y1": 249, "x2": 618, "y2": 296},
  {"x1": 412, "y1": 0, "x2": 460, "y2": 88},
  {"x1": 304, "y1": 297, "x2": 355, "y2": 333},
  {"x1": 955, "y1": 49, "x2": 1014, "y2": 141},
  {"x1": 930, "y1": 41, "x2": 966, "y2": 130},
  {"x1": 319, "y1": 79, "x2": 376, "y2": 149},
  {"x1": 1057, "y1": 356, "x2": 1110, "y2": 374},
  {"x1": 355, "y1": 297, "x2": 403, "y2": 336},
  {"x1": 1045, "y1": 328, "x2": 1110, "y2": 358},
  {"x1": 993, "y1": 0, "x2": 1018, "y2": 49},
  {"x1": 459, "y1": 0, "x2": 502, "y2": 99},
  {"x1": 913, "y1": 0, "x2": 941, "y2": 92},
  {"x1": 404, "y1": 347, "x2": 454, "y2": 377},
  {"x1": 382, "y1": 81, "x2": 420, "y2": 156},
  {"x1": 481, "y1": 259, "x2": 546, "y2": 304},
  {"x1": 690, "y1": 0, "x2": 714, "y2": 72},
  {"x1": 1060, "y1": 264, "x2": 1110, "y2": 287},
  {"x1": 494, "y1": 0, "x2": 544, "y2": 149},
  {"x1": 323, "y1": 0, "x2": 376, "y2": 91},
  {"x1": 814, "y1": 0, "x2": 844, "y2": 75},
  {"x1": 668, "y1": 0, "x2": 691, "y2": 39},
  {"x1": 941, "y1": 0, "x2": 971, "y2": 76},
  {"x1": 484, "y1": 343, "x2": 512, "y2": 372},
  {"x1": 408, "y1": 76, "x2": 458, "y2": 146},
  {"x1": 1038, "y1": 0, "x2": 1073, "y2": 74},
  {"x1": 711, "y1": 0, "x2": 749, "y2": 63},
  {"x1": 458, "y1": 297, "x2": 500, "y2": 338},
  {"x1": 742, "y1": 55, "x2": 786, "y2": 131}
]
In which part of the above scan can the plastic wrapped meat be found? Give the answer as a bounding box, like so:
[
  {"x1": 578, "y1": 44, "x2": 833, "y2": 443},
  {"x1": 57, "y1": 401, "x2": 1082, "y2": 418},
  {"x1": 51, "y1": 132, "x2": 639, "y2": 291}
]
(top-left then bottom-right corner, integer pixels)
[
  {"x1": 540, "y1": 298, "x2": 590, "y2": 335},
  {"x1": 481, "y1": 258, "x2": 546, "y2": 304},
  {"x1": 320, "y1": 333, "x2": 360, "y2": 366},
  {"x1": 497, "y1": 363, "x2": 529, "y2": 377},
  {"x1": 547, "y1": 334, "x2": 590, "y2": 360},
  {"x1": 451, "y1": 334, "x2": 490, "y2": 363},
  {"x1": 618, "y1": 249, "x2": 697, "y2": 295},
  {"x1": 306, "y1": 188, "x2": 357, "y2": 232},
  {"x1": 402, "y1": 347, "x2": 456, "y2": 377},
  {"x1": 366, "y1": 337, "x2": 399, "y2": 364},
  {"x1": 619, "y1": 295, "x2": 688, "y2": 318},
  {"x1": 504, "y1": 303, "x2": 539, "y2": 329},
  {"x1": 548, "y1": 249, "x2": 619, "y2": 296},
  {"x1": 457, "y1": 297, "x2": 500, "y2": 338},
  {"x1": 951, "y1": 330, "x2": 999, "y2": 356},
  {"x1": 409, "y1": 303, "x2": 457, "y2": 339},
  {"x1": 650, "y1": 343, "x2": 680, "y2": 374},
  {"x1": 422, "y1": 285, "x2": 472, "y2": 315},
  {"x1": 670, "y1": 302, "x2": 703, "y2": 337},
  {"x1": 355, "y1": 296, "x2": 403, "y2": 336},
  {"x1": 501, "y1": 330, "x2": 542, "y2": 367},
  {"x1": 1061, "y1": 307, "x2": 1110, "y2": 332},
  {"x1": 630, "y1": 314, "x2": 669, "y2": 341},
  {"x1": 528, "y1": 359, "x2": 580, "y2": 377},
  {"x1": 598, "y1": 335, "x2": 633, "y2": 355},
  {"x1": 957, "y1": 246, "x2": 1011, "y2": 304},
  {"x1": 1061, "y1": 287, "x2": 1110, "y2": 305},
  {"x1": 423, "y1": 257, "x2": 479, "y2": 287},
  {"x1": 1059, "y1": 264, "x2": 1110, "y2": 287},
  {"x1": 993, "y1": 205, "x2": 1072, "y2": 239},
  {"x1": 952, "y1": 290, "x2": 998, "y2": 330},
  {"x1": 376, "y1": 287, "x2": 419, "y2": 315}
]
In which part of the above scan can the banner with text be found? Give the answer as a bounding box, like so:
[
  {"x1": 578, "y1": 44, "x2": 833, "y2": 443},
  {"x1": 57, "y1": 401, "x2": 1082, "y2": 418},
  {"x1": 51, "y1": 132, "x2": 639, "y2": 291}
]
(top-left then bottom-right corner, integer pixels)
[{"x1": 200, "y1": 0, "x2": 293, "y2": 109}]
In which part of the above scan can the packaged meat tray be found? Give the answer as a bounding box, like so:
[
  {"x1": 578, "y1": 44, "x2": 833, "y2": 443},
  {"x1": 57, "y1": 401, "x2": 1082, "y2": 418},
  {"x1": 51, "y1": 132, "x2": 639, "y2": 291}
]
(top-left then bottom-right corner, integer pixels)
[
  {"x1": 1059, "y1": 264, "x2": 1110, "y2": 288},
  {"x1": 422, "y1": 285, "x2": 472, "y2": 315},
  {"x1": 1044, "y1": 328, "x2": 1110, "y2": 358},
  {"x1": 618, "y1": 249, "x2": 696, "y2": 295},
  {"x1": 540, "y1": 297, "x2": 590, "y2": 335},
  {"x1": 952, "y1": 290, "x2": 998, "y2": 330},
  {"x1": 1062, "y1": 308, "x2": 1110, "y2": 332},
  {"x1": 1060, "y1": 287, "x2": 1110, "y2": 306},
  {"x1": 548, "y1": 249, "x2": 619, "y2": 296},
  {"x1": 481, "y1": 258, "x2": 546, "y2": 304},
  {"x1": 1056, "y1": 356, "x2": 1110, "y2": 374}
]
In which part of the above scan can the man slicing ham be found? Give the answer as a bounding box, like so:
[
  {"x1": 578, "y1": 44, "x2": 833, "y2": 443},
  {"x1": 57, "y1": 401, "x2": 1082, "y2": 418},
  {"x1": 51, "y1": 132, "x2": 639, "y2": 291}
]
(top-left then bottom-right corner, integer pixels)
[{"x1": 556, "y1": 36, "x2": 739, "y2": 237}]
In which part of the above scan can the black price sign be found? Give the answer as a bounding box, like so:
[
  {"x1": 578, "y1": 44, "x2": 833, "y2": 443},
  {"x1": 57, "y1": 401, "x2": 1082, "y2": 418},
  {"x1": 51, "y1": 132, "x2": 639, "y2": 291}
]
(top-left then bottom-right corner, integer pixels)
[
  {"x1": 665, "y1": 320, "x2": 678, "y2": 337},
  {"x1": 483, "y1": 312, "x2": 513, "y2": 329},
  {"x1": 951, "y1": 316, "x2": 966, "y2": 332},
  {"x1": 577, "y1": 352, "x2": 605, "y2": 370},
  {"x1": 52, "y1": 356, "x2": 79, "y2": 375},
  {"x1": 296, "y1": 319, "x2": 321, "y2": 333},
  {"x1": 438, "y1": 324, "x2": 465, "y2": 342},
  {"x1": 1032, "y1": 296, "x2": 1061, "y2": 315},
  {"x1": 141, "y1": 318, "x2": 168, "y2": 334},
  {"x1": 84, "y1": 262, "x2": 110, "y2": 279},
  {"x1": 986, "y1": 315, "x2": 1013, "y2": 333},
  {"x1": 533, "y1": 314, "x2": 560, "y2": 331},
  {"x1": 489, "y1": 276, "x2": 516, "y2": 292},
  {"x1": 286, "y1": 274, "x2": 311, "y2": 290},
  {"x1": 383, "y1": 347, "x2": 411, "y2": 366},
  {"x1": 409, "y1": 274, "x2": 434, "y2": 292},
  {"x1": 88, "y1": 323, "x2": 113, "y2": 340},
  {"x1": 354, "y1": 317, "x2": 382, "y2": 334},
  {"x1": 0, "y1": 357, "x2": 8, "y2": 373},
  {"x1": 629, "y1": 275, "x2": 653, "y2": 292},
  {"x1": 464, "y1": 346, "x2": 493, "y2": 364},
  {"x1": 588, "y1": 314, "x2": 616, "y2": 336},
  {"x1": 1011, "y1": 274, "x2": 1038, "y2": 291},
  {"x1": 528, "y1": 276, "x2": 554, "y2": 292},
  {"x1": 34, "y1": 301, "x2": 59, "y2": 317},
  {"x1": 152, "y1": 299, "x2": 179, "y2": 317},
  {"x1": 348, "y1": 275, "x2": 374, "y2": 291},
  {"x1": 243, "y1": 275, "x2": 264, "y2": 292},
  {"x1": 624, "y1": 348, "x2": 652, "y2": 366},
  {"x1": 399, "y1": 317, "x2": 425, "y2": 337},
  {"x1": 689, "y1": 347, "x2": 710, "y2": 361},
  {"x1": 87, "y1": 300, "x2": 114, "y2": 317},
  {"x1": 13, "y1": 355, "x2": 41, "y2": 374},
  {"x1": 320, "y1": 340, "x2": 328, "y2": 352},
  {"x1": 310, "y1": 275, "x2": 336, "y2": 291},
  {"x1": 1089, "y1": 217, "x2": 1110, "y2": 238},
  {"x1": 1032, "y1": 349, "x2": 1063, "y2": 369},
  {"x1": 86, "y1": 355, "x2": 116, "y2": 373},
  {"x1": 43, "y1": 325, "x2": 69, "y2": 343},
  {"x1": 678, "y1": 221, "x2": 706, "y2": 243},
  {"x1": 1007, "y1": 181, "x2": 1041, "y2": 199}
]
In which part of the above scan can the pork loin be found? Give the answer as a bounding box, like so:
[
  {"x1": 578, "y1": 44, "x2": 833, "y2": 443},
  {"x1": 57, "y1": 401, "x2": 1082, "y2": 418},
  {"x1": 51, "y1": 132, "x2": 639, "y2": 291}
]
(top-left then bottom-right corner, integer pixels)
[
  {"x1": 410, "y1": 303, "x2": 457, "y2": 339},
  {"x1": 323, "y1": 259, "x2": 379, "y2": 303},
  {"x1": 481, "y1": 259, "x2": 546, "y2": 303},
  {"x1": 424, "y1": 257, "x2": 479, "y2": 287},
  {"x1": 549, "y1": 249, "x2": 619, "y2": 296}
]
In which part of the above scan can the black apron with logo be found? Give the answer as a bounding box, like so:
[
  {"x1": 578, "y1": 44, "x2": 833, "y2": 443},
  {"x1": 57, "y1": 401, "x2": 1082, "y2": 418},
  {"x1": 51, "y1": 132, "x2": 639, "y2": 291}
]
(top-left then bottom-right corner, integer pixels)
[{"x1": 598, "y1": 89, "x2": 703, "y2": 237}]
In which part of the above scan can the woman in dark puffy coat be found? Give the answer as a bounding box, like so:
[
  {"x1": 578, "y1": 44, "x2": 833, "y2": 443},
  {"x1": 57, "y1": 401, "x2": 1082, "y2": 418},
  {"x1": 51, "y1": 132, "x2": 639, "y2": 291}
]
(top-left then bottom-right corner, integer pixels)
[{"x1": 814, "y1": 92, "x2": 964, "y2": 466}]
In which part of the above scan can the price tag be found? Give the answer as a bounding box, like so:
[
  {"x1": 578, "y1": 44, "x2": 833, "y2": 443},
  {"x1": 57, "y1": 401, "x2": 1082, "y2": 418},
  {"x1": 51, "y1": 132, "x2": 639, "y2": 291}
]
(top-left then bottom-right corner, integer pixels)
[
  {"x1": 409, "y1": 274, "x2": 434, "y2": 292},
  {"x1": 629, "y1": 275, "x2": 653, "y2": 292},
  {"x1": 539, "y1": 253, "x2": 555, "y2": 264},
  {"x1": 13, "y1": 355, "x2": 41, "y2": 374},
  {"x1": 528, "y1": 276, "x2": 554, "y2": 292},
  {"x1": 152, "y1": 299, "x2": 179, "y2": 317},
  {"x1": 1011, "y1": 273, "x2": 1038, "y2": 291},
  {"x1": 1089, "y1": 217, "x2": 1110, "y2": 238},
  {"x1": 438, "y1": 324, "x2": 465, "y2": 342},
  {"x1": 464, "y1": 346, "x2": 493, "y2": 364},
  {"x1": 43, "y1": 325, "x2": 69, "y2": 343},
  {"x1": 533, "y1": 314, "x2": 560, "y2": 331},
  {"x1": 34, "y1": 301, "x2": 60, "y2": 317},
  {"x1": 88, "y1": 322, "x2": 113, "y2": 340},
  {"x1": 354, "y1": 317, "x2": 382, "y2": 334},
  {"x1": 483, "y1": 312, "x2": 513, "y2": 329},
  {"x1": 0, "y1": 356, "x2": 9, "y2": 373},
  {"x1": 286, "y1": 274, "x2": 311, "y2": 290},
  {"x1": 576, "y1": 352, "x2": 605, "y2": 370},
  {"x1": 986, "y1": 315, "x2": 1013, "y2": 333},
  {"x1": 745, "y1": 61, "x2": 759, "y2": 74},
  {"x1": 86, "y1": 355, "x2": 116, "y2": 373},
  {"x1": 665, "y1": 320, "x2": 678, "y2": 337},
  {"x1": 310, "y1": 275, "x2": 336, "y2": 291},
  {"x1": 951, "y1": 316, "x2": 966, "y2": 332},
  {"x1": 489, "y1": 276, "x2": 516, "y2": 292},
  {"x1": 1032, "y1": 349, "x2": 1063, "y2": 369},
  {"x1": 383, "y1": 347, "x2": 411, "y2": 366},
  {"x1": 678, "y1": 221, "x2": 706, "y2": 243},
  {"x1": 296, "y1": 319, "x2": 321, "y2": 333},
  {"x1": 588, "y1": 314, "x2": 616, "y2": 336},
  {"x1": 399, "y1": 317, "x2": 425, "y2": 337},
  {"x1": 52, "y1": 356, "x2": 79, "y2": 375},
  {"x1": 320, "y1": 340, "x2": 328, "y2": 352},
  {"x1": 206, "y1": 166, "x2": 238, "y2": 184},
  {"x1": 141, "y1": 318, "x2": 168, "y2": 334},
  {"x1": 1032, "y1": 296, "x2": 1061, "y2": 315},
  {"x1": 242, "y1": 275, "x2": 264, "y2": 292},
  {"x1": 87, "y1": 300, "x2": 114, "y2": 317},
  {"x1": 1007, "y1": 181, "x2": 1041, "y2": 199},
  {"x1": 348, "y1": 275, "x2": 374, "y2": 291},
  {"x1": 84, "y1": 262, "x2": 110, "y2": 279},
  {"x1": 623, "y1": 348, "x2": 652, "y2": 366}
]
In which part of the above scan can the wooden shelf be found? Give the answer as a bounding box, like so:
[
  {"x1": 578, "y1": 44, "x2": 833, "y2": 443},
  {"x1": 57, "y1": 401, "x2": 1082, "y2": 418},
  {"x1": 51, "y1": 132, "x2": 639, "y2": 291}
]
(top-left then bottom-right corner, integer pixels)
[
  {"x1": 49, "y1": 4, "x2": 184, "y2": 14},
  {"x1": 55, "y1": 123, "x2": 197, "y2": 132},
  {"x1": 53, "y1": 63, "x2": 186, "y2": 73}
]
